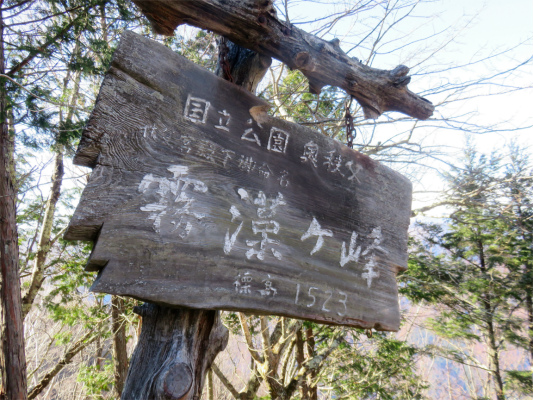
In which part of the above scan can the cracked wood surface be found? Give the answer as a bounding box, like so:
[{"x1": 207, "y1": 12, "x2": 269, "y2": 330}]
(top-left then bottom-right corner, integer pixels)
[
  {"x1": 121, "y1": 304, "x2": 228, "y2": 400},
  {"x1": 132, "y1": 0, "x2": 434, "y2": 120},
  {"x1": 65, "y1": 31, "x2": 412, "y2": 331}
]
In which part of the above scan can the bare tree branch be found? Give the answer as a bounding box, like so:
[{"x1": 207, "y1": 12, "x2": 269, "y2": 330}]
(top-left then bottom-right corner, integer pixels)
[
  {"x1": 238, "y1": 313, "x2": 264, "y2": 364},
  {"x1": 211, "y1": 363, "x2": 241, "y2": 399},
  {"x1": 7, "y1": 15, "x2": 81, "y2": 77},
  {"x1": 27, "y1": 330, "x2": 97, "y2": 400}
]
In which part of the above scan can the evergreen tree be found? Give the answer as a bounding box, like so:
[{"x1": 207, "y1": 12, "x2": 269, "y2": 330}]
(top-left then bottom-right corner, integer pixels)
[
  {"x1": 1, "y1": 0, "x2": 144, "y2": 397},
  {"x1": 499, "y1": 145, "x2": 533, "y2": 396},
  {"x1": 401, "y1": 146, "x2": 532, "y2": 399}
]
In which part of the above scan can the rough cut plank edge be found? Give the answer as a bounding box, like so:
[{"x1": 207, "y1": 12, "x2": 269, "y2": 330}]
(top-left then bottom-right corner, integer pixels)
[
  {"x1": 132, "y1": 0, "x2": 434, "y2": 120},
  {"x1": 90, "y1": 281, "x2": 398, "y2": 331}
]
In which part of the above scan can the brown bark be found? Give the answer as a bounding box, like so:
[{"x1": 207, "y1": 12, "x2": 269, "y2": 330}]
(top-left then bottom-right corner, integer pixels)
[
  {"x1": 0, "y1": 4, "x2": 28, "y2": 398},
  {"x1": 21, "y1": 149, "x2": 63, "y2": 318},
  {"x1": 485, "y1": 310, "x2": 505, "y2": 400},
  {"x1": 111, "y1": 296, "x2": 128, "y2": 398},
  {"x1": 215, "y1": 38, "x2": 271, "y2": 93},
  {"x1": 132, "y1": 0, "x2": 434, "y2": 120},
  {"x1": 27, "y1": 330, "x2": 97, "y2": 400},
  {"x1": 478, "y1": 241, "x2": 505, "y2": 400},
  {"x1": 121, "y1": 304, "x2": 228, "y2": 400},
  {"x1": 295, "y1": 329, "x2": 309, "y2": 400},
  {"x1": 305, "y1": 327, "x2": 318, "y2": 400}
]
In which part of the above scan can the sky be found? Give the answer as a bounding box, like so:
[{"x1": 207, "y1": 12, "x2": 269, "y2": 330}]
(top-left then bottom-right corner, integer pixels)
[
  {"x1": 438, "y1": 0, "x2": 533, "y2": 146},
  {"x1": 290, "y1": 0, "x2": 532, "y2": 140}
]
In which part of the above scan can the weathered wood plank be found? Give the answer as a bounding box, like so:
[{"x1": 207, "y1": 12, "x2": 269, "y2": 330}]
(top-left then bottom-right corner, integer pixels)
[{"x1": 66, "y1": 31, "x2": 412, "y2": 331}]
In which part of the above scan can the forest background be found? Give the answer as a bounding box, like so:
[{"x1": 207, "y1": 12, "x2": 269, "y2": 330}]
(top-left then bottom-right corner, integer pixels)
[{"x1": 1, "y1": 0, "x2": 532, "y2": 399}]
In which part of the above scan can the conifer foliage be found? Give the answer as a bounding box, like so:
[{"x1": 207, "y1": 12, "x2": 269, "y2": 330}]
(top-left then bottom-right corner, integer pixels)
[{"x1": 402, "y1": 146, "x2": 533, "y2": 399}]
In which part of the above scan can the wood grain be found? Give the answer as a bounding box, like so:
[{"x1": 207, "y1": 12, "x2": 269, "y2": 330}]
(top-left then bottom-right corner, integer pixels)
[
  {"x1": 66, "y1": 31, "x2": 412, "y2": 331},
  {"x1": 121, "y1": 305, "x2": 228, "y2": 400}
]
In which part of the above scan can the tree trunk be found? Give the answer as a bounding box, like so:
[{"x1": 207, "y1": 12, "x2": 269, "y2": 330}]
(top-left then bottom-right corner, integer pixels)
[
  {"x1": 294, "y1": 327, "x2": 319, "y2": 400},
  {"x1": 484, "y1": 302, "x2": 505, "y2": 400},
  {"x1": 526, "y1": 292, "x2": 533, "y2": 386},
  {"x1": 21, "y1": 149, "x2": 64, "y2": 318},
  {"x1": 478, "y1": 240, "x2": 505, "y2": 400},
  {"x1": 305, "y1": 327, "x2": 318, "y2": 400},
  {"x1": 0, "y1": 5, "x2": 28, "y2": 399},
  {"x1": 111, "y1": 296, "x2": 129, "y2": 398},
  {"x1": 121, "y1": 304, "x2": 228, "y2": 400},
  {"x1": 295, "y1": 329, "x2": 308, "y2": 400}
]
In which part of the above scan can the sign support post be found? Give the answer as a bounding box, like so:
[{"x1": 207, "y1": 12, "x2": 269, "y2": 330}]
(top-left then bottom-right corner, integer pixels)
[{"x1": 121, "y1": 304, "x2": 228, "y2": 399}]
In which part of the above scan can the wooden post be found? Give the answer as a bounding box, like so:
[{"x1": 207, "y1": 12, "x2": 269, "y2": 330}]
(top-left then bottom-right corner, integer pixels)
[{"x1": 121, "y1": 305, "x2": 228, "y2": 400}]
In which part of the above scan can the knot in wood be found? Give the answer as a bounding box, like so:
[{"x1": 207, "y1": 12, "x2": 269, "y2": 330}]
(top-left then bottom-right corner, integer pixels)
[
  {"x1": 329, "y1": 38, "x2": 341, "y2": 49},
  {"x1": 393, "y1": 76, "x2": 411, "y2": 88},
  {"x1": 257, "y1": 14, "x2": 267, "y2": 25},
  {"x1": 390, "y1": 65, "x2": 409, "y2": 78},
  {"x1": 156, "y1": 362, "x2": 193, "y2": 400},
  {"x1": 308, "y1": 79, "x2": 325, "y2": 95},
  {"x1": 390, "y1": 65, "x2": 411, "y2": 87},
  {"x1": 294, "y1": 51, "x2": 315, "y2": 71}
]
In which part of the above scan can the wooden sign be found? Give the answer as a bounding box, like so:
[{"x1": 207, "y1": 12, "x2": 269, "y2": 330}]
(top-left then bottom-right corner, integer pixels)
[{"x1": 65, "y1": 31, "x2": 412, "y2": 331}]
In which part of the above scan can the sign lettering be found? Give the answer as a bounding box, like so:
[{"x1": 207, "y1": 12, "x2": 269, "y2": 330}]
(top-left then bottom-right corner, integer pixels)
[{"x1": 66, "y1": 32, "x2": 412, "y2": 331}]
